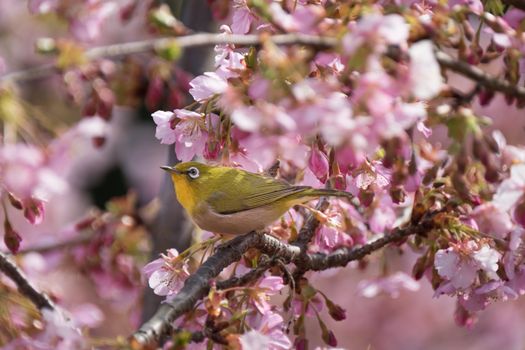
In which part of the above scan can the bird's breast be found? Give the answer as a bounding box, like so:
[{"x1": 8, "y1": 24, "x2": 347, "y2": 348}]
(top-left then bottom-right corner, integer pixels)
[{"x1": 191, "y1": 202, "x2": 290, "y2": 235}]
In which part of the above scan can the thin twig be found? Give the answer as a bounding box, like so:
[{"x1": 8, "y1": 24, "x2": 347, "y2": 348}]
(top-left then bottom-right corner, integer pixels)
[
  {"x1": 0, "y1": 33, "x2": 337, "y2": 83},
  {"x1": 436, "y1": 51, "x2": 525, "y2": 99},
  {"x1": 215, "y1": 256, "x2": 274, "y2": 290},
  {"x1": 0, "y1": 251, "x2": 55, "y2": 310},
  {"x1": 14, "y1": 231, "x2": 96, "y2": 255}
]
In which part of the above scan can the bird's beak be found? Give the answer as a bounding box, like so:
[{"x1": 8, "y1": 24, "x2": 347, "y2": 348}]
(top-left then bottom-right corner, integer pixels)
[{"x1": 161, "y1": 165, "x2": 180, "y2": 174}]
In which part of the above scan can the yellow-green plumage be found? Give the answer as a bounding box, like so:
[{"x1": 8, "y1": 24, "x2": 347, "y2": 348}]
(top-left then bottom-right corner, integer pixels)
[{"x1": 162, "y1": 161, "x2": 352, "y2": 235}]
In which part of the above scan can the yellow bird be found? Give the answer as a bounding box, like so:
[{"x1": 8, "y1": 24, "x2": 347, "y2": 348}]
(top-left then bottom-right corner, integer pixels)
[{"x1": 161, "y1": 161, "x2": 353, "y2": 235}]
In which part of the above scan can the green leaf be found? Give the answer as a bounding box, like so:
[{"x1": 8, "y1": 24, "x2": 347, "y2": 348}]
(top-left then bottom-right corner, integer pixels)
[
  {"x1": 483, "y1": 0, "x2": 504, "y2": 16},
  {"x1": 446, "y1": 112, "x2": 480, "y2": 142},
  {"x1": 172, "y1": 330, "x2": 192, "y2": 349},
  {"x1": 245, "y1": 46, "x2": 258, "y2": 69}
]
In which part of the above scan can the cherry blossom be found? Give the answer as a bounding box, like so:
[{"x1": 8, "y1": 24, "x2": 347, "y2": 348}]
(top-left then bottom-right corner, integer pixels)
[
  {"x1": 493, "y1": 163, "x2": 525, "y2": 212},
  {"x1": 143, "y1": 248, "x2": 190, "y2": 296},
  {"x1": 242, "y1": 311, "x2": 292, "y2": 350},
  {"x1": 435, "y1": 241, "x2": 502, "y2": 291},
  {"x1": 408, "y1": 40, "x2": 444, "y2": 100},
  {"x1": 248, "y1": 275, "x2": 285, "y2": 314}
]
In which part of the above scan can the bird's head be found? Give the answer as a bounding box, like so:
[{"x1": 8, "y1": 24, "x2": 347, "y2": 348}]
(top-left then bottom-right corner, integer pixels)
[
  {"x1": 161, "y1": 162, "x2": 215, "y2": 212},
  {"x1": 161, "y1": 161, "x2": 212, "y2": 181}
]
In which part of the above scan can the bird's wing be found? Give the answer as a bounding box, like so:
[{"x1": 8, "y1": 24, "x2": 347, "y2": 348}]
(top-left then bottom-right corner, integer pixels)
[{"x1": 206, "y1": 172, "x2": 309, "y2": 215}]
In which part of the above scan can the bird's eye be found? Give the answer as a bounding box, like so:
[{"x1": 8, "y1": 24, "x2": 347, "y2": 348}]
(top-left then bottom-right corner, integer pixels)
[{"x1": 187, "y1": 167, "x2": 200, "y2": 179}]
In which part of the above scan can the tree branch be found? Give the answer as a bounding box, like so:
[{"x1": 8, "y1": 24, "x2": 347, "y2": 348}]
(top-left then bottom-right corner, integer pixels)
[
  {"x1": 13, "y1": 230, "x2": 96, "y2": 255},
  {"x1": 130, "y1": 212, "x2": 435, "y2": 349},
  {"x1": 2, "y1": 32, "x2": 524, "y2": 100},
  {"x1": 0, "y1": 33, "x2": 336, "y2": 83},
  {"x1": 304, "y1": 222, "x2": 428, "y2": 271},
  {"x1": 435, "y1": 51, "x2": 525, "y2": 99},
  {"x1": 0, "y1": 251, "x2": 56, "y2": 311},
  {"x1": 130, "y1": 232, "x2": 299, "y2": 349}
]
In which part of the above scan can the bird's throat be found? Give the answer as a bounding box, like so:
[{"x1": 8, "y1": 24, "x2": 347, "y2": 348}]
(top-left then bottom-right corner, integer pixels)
[{"x1": 171, "y1": 175, "x2": 197, "y2": 215}]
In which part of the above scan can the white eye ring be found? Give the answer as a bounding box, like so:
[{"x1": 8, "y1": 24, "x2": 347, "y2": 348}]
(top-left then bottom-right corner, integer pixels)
[{"x1": 187, "y1": 167, "x2": 200, "y2": 179}]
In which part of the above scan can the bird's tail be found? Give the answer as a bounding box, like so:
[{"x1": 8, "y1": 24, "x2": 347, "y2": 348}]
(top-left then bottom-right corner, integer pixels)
[{"x1": 305, "y1": 188, "x2": 354, "y2": 201}]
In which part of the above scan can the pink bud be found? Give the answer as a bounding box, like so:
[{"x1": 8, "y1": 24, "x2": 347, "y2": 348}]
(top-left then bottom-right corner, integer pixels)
[
  {"x1": 454, "y1": 302, "x2": 477, "y2": 328},
  {"x1": 358, "y1": 189, "x2": 374, "y2": 207},
  {"x1": 514, "y1": 198, "x2": 525, "y2": 227},
  {"x1": 82, "y1": 96, "x2": 98, "y2": 117},
  {"x1": 478, "y1": 90, "x2": 495, "y2": 106},
  {"x1": 174, "y1": 68, "x2": 192, "y2": 92},
  {"x1": 203, "y1": 139, "x2": 221, "y2": 160},
  {"x1": 4, "y1": 218, "x2": 21, "y2": 254},
  {"x1": 95, "y1": 87, "x2": 115, "y2": 120},
  {"x1": 168, "y1": 89, "x2": 183, "y2": 109},
  {"x1": 22, "y1": 198, "x2": 45, "y2": 225},
  {"x1": 309, "y1": 146, "x2": 329, "y2": 183},
  {"x1": 294, "y1": 337, "x2": 308, "y2": 350},
  {"x1": 120, "y1": 1, "x2": 138, "y2": 21},
  {"x1": 146, "y1": 76, "x2": 165, "y2": 111},
  {"x1": 326, "y1": 331, "x2": 338, "y2": 347},
  {"x1": 326, "y1": 299, "x2": 346, "y2": 321}
]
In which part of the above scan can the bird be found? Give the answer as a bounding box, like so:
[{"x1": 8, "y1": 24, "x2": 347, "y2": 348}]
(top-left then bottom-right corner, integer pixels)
[{"x1": 161, "y1": 161, "x2": 353, "y2": 235}]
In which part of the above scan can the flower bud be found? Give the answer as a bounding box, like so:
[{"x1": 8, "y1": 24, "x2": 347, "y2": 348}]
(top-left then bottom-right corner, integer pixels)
[
  {"x1": 4, "y1": 218, "x2": 21, "y2": 254},
  {"x1": 94, "y1": 81, "x2": 115, "y2": 120},
  {"x1": 204, "y1": 139, "x2": 221, "y2": 160},
  {"x1": 146, "y1": 76, "x2": 164, "y2": 111},
  {"x1": 412, "y1": 254, "x2": 427, "y2": 280},
  {"x1": 23, "y1": 198, "x2": 44, "y2": 225},
  {"x1": 514, "y1": 198, "x2": 525, "y2": 227},
  {"x1": 451, "y1": 172, "x2": 471, "y2": 203},
  {"x1": 478, "y1": 89, "x2": 495, "y2": 106},
  {"x1": 325, "y1": 298, "x2": 346, "y2": 321},
  {"x1": 483, "y1": 134, "x2": 499, "y2": 153},
  {"x1": 390, "y1": 187, "x2": 406, "y2": 204},
  {"x1": 309, "y1": 145, "x2": 329, "y2": 183},
  {"x1": 294, "y1": 337, "x2": 307, "y2": 350},
  {"x1": 358, "y1": 189, "x2": 374, "y2": 207},
  {"x1": 472, "y1": 137, "x2": 489, "y2": 166},
  {"x1": 318, "y1": 317, "x2": 337, "y2": 346},
  {"x1": 422, "y1": 164, "x2": 439, "y2": 186},
  {"x1": 82, "y1": 96, "x2": 97, "y2": 117},
  {"x1": 454, "y1": 302, "x2": 477, "y2": 328}
]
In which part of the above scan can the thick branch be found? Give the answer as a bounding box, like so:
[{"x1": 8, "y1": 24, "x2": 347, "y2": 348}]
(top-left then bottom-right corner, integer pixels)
[
  {"x1": 130, "y1": 213, "x2": 433, "y2": 349},
  {"x1": 0, "y1": 251, "x2": 55, "y2": 310},
  {"x1": 305, "y1": 223, "x2": 427, "y2": 271}
]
